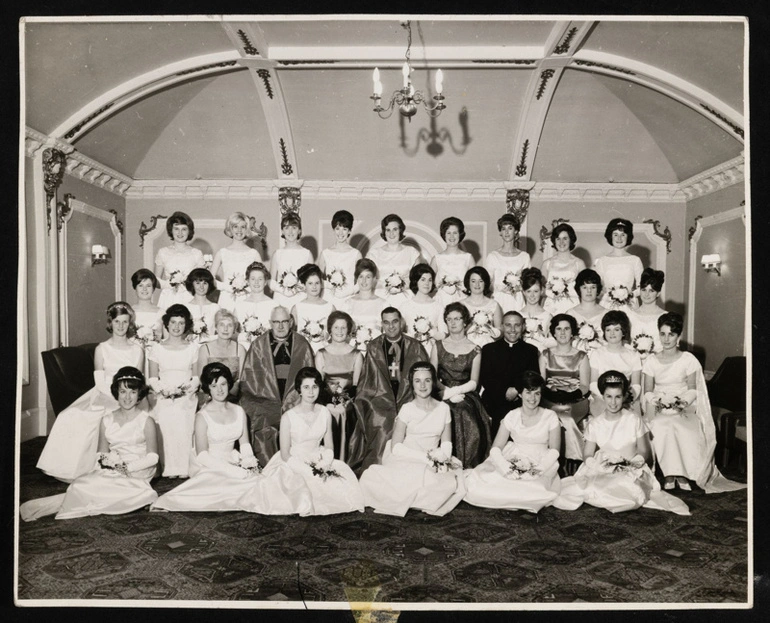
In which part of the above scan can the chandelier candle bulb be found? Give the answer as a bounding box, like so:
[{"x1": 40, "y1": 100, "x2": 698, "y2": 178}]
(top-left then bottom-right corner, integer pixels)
[
  {"x1": 402, "y1": 62, "x2": 410, "y2": 87},
  {"x1": 435, "y1": 69, "x2": 443, "y2": 94},
  {"x1": 373, "y1": 68, "x2": 381, "y2": 95}
]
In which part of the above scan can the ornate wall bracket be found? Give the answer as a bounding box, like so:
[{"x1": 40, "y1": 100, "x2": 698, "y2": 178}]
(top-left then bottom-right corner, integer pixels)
[
  {"x1": 643, "y1": 218, "x2": 672, "y2": 253},
  {"x1": 506, "y1": 189, "x2": 530, "y2": 224},
  {"x1": 248, "y1": 216, "x2": 268, "y2": 253},
  {"x1": 138, "y1": 214, "x2": 168, "y2": 248},
  {"x1": 43, "y1": 148, "x2": 67, "y2": 233},
  {"x1": 108, "y1": 209, "x2": 125, "y2": 237},
  {"x1": 514, "y1": 140, "x2": 530, "y2": 178},
  {"x1": 688, "y1": 215, "x2": 703, "y2": 242},
  {"x1": 56, "y1": 193, "x2": 74, "y2": 232},
  {"x1": 539, "y1": 218, "x2": 570, "y2": 252},
  {"x1": 279, "y1": 187, "x2": 302, "y2": 216}
]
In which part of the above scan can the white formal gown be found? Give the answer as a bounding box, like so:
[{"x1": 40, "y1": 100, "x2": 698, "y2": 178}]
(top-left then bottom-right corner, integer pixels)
[
  {"x1": 216, "y1": 246, "x2": 262, "y2": 311},
  {"x1": 542, "y1": 255, "x2": 583, "y2": 315},
  {"x1": 321, "y1": 247, "x2": 362, "y2": 302},
  {"x1": 367, "y1": 245, "x2": 420, "y2": 311},
  {"x1": 485, "y1": 250, "x2": 531, "y2": 313},
  {"x1": 270, "y1": 247, "x2": 314, "y2": 309},
  {"x1": 433, "y1": 252, "x2": 474, "y2": 308},
  {"x1": 154, "y1": 245, "x2": 203, "y2": 310}
]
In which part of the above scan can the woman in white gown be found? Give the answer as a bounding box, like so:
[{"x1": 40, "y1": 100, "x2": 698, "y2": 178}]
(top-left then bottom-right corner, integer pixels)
[
  {"x1": 239, "y1": 367, "x2": 364, "y2": 516},
  {"x1": 291, "y1": 264, "x2": 335, "y2": 353},
  {"x1": 563, "y1": 370, "x2": 690, "y2": 515},
  {"x1": 642, "y1": 312, "x2": 745, "y2": 494},
  {"x1": 147, "y1": 304, "x2": 200, "y2": 478},
  {"x1": 270, "y1": 213, "x2": 314, "y2": 310},
  {"x1": 484, "y1": 213, "x2": 531, "y2": 313},
  {"x1": 37, "y1": 302, "x2": 145, "y2": 482},
  {"x1": 152, "y1": 363, "x2": 267, "y2": 512},
  {"x1": 627, "y1": 268, "x2": 667, "y2": 359},
  {"x1": 464, "y1": 371, "x2": 578, "y2": 513},
  {"x1": 154, "y1": 211, "x2": 204, "y2": 311},
  {"x1": 22, "y1": 367, "x2": 159, "y2": 521},
  {"x1": 566, "y1": 269, "x2": 608, "y2": 353},
  {"x1": 431, "y1": 217, "x2": 475, "y2": 309},
  {"x1": 359, "y1": 362, "x2": 466, "y2": 517},
  {"x1": 401, "y1": 264, "x2": 446, "y2": 355},
  {"x1": 459, "y1": 267, "x2": 502, "y2": 348},
  {"x1": 131, "y1": 269, "x2": 163, "y2": 354},
  {"x1": 183, "y1": 268, "x2": 220, "y2": 344},
  {"x1": 234, "y1": 262, "x2": 278, "y2": 348},
  {"x1": 593, "y1": 218, "x2": 644, "y2": 311},
  {"x1": 210, "y1": 212, "x2": 263, "y2": 311},
  {"x1": 520, "y1": 267, "x2": 553, "y2": 353},
  {"x1": 319, "y1": 210, "x2": 362, "y2": 303},
  {"x1": 341, "y1": 258, "x2": 387, "y2": 353},
  {"x1": 541, "y1": 223, "x2": 586, "y2": 315},
  {"x1": 366, "y1": 214, "x2": 420, "y2": 311}
]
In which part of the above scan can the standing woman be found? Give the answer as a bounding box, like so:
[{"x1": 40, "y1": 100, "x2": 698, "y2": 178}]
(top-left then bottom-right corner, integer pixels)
[
  {"x1": 520, "y1": 267, "x2": 553, "y2": 353},
  {"x1": 131, "y1": 269, "x2": 163, "y2": 349},
  {"x1": 270, "y1": 213, "x2": 314, "y2": 310},
  {"x1": 197, "y1": 309, "x2": 247, "y2": 400},
  {"x1": 37, "y1": 302, "x2": 144, "y2": 482},
  {"x1": 184, "y1": 268, "x2": 220, "y2": 344},
  {"x1": 627, "y1": 268, "x2": 667, "y2": 359},
  {"x1": 367, "y1": 214, "x2": 421, "y2": 311},
  {"x1": 460, "y1": 267, "x2": 502, "y2": 348},
  {"x1": 431, "y1": 302, "x2": 492, "y2": 468},
  {"x1": 147, "y1": 304, "x2": 200, "y2": 478},
  {"x1": 210, "y1": 212, "x2": 262, "y2": 312},
  {"x1": 341, "y1": 258, "x2": 387, "y2": 353},
  {"x1": 233, "y1": 262, "x2": 278, "y2": 348},
  {"x1": 484, "y1": 213, "x2": 531, "y2": 313},
  {"x1": 566, "y1": 268, "x2": 607, "y2": 353},
  {"x1": 292, "y1": 263, "x2": 335, "y2": 353},
  {"x1": 402, "y1": 263, "x2": 446, "y2": 355},
  {"x1": 431, "y1": 216, "x2": 475, "y2": 309},
  {"x1": 593, "y1": 217, "x2": 644, "y2": 311},
  {"x1": 541, "y1": 223, "x2": 586, "y2": 315},
  {"x1": 319, "y1": 210, "x2": 362, "y2": 303},
  {"x1": 154, "y1": 211, "x2": 204, "y2": 311}
]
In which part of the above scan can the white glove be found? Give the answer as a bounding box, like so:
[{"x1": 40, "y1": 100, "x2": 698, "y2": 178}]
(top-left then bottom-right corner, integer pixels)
[
  {"x1": 148, "y1": 377, "x2": 162, "y2": 393},
  {"x1": 94, "y1": 370, "x2": 111, "y2": 396},
  {"x1": 681, "y1": 389, "x2": 698, "y2": 406},
  {"x1": 430, "y1": 441, "x2": 453, "y2": 462},
  {"x1": 448, "y1": 393, "x2": 465, "y2": 403},
  {"x1": 630, "y1": 384, "x2": 642, "y2": 402},
  {"x1": 320, "y1": 448, "x2": 334, "y2": 468},
  {"x1": 127, "y1": 452, "x2": 159, "y2": 473},
  {"x1": 392, "y1": 442, "x2": 431, "y2": 464},
  {"x1": 535, "y1": 448, "x2": 559, "y2": 472},
  {"x1": 197, "y1": 450, "x2": 248, "y2": 479},
  {"x1": 239, "y1": 442, "x2": 256, "y2": 459},
  {"x1": 489, "y1": 447, "x2": 511, "y2": 475}
]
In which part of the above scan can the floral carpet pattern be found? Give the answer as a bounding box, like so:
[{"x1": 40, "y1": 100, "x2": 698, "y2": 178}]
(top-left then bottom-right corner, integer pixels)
[{"x1": 17, "y1": 438, "x2": 748, "y2": 605}]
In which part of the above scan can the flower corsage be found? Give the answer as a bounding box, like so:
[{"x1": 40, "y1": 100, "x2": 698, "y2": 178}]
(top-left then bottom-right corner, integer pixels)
[
  {"x1": 426, "y1": 448, "x2": 457, "y2": 473},
  {"x1": 307, "y1": 450, "x2": 342, "y2": 481},
  {"x1": 149, "y1": 377, "x2": 200, "y2": 400},
  {"x1": 228, "y1": 273, "x2": 249, "y2": 297},
  {"x1": 241, "y1": 314, "x2": 268, "y2": 343},
  {"x1": 350, "y1": 326, "x2": 376, "y2": 352},
  {"x1": 187, "y1": 317, "x2": 209, "y2": 343},
  {"x1": 545, "y1": 276, "x2": 570, "y2": 301},
  {"x1": 507, "y1": 456, "x2": 541, "y2": 480},
  {"x1": 439, "y1": 275, "x2": 463, "y2": 296},
  {"x1": 98, "y1": 451, "x2": 129, "y2": 477},
  {"x1": 134, "y1": 325, "x2": 157, "y2": 348},
  {"x1": 168, "y1": 270, "x2": 185, "y2": 293},
  {"x1": 632, "y1": 333, "x2": 655, "y2": 357},
  {"x1": 384, "y1": 272, "x2": 406, "y2": 295},
  {"x1": 502, "y1": 271, "x2": 522, "y2": 295},
  {"x1": 573, "y1": 321, "x2": 601, "y2": 352},
  {"x1": 300, "y1": 319, "x2": 326, "y2": 345},
  {"x1": 653, "y1": 396, "x2": 688, "y2": 416},
  {"x1": 600, "y1": 454, "x2": 646, "y2": 474},
  {"x1": 412, "y1": 316, "x2": 434, "y2": 343},
  {"x1": 230, "y1": 450, "x2": 262, "y2": 475},
  {"x1": 607, "y1": 285, "x2": 632, "y2": 308},
  {"x1": 326, "y1": 268, "x2": 347, "y2": 294},
  {"x1": 278, "y1": 270, "x2": 300, "y2": 296}
]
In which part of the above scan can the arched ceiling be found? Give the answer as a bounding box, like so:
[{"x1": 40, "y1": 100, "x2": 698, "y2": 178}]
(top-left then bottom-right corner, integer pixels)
[{"x1": 23, "y1": 17, "x2": 745, "y2": 186}]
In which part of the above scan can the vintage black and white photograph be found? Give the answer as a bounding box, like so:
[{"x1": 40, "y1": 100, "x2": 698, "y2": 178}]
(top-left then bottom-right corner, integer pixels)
[{"x1": 16, "y1": 14, "x2": 751, "y2": 611}]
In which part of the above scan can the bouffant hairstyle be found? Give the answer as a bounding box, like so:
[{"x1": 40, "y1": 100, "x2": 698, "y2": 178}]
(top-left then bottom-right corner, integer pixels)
[
  {"x1": 185, "y1": 268, "x2": 216, "y2": 295},
  {"x1": 409, "y1": 263, "x2": 436, "y2": 294},
  {"x1": 245, "y1": 261, "x2": 271, "y2": 282},
  {"x1": 443, "y1": 301, "x2": 472, "y2": 327},
  {"x1": 601, "y1": 310, "x2": 631, "y2": 343},
  {"x1": 165, "y1": 211, "x2": 195, "y2": 241},
  {"x1": 658, "y1": 312, "x2": 684, "y2": 336},
  {"x1": 331, "y1": 210, "x2": 355, "y2": 230},
  {"x1": 574, "y1": 268, "x2": 603, "y2": 297},
  {"x1": 463, "y1": 266, "x2": 492, "y2": 297},
  {"x1": 604, "y1": 217, "x2": 634, "y2": 246},
  {"x1": 521, "y1": 370, "x2": 546, "y2": 392},
  {"x1": 326, "y1": 310, "x2": 355, "y2": 335},
  {"x1": 200, "y1": 362, "x2": 235, "y2": 394},
  {"x1": 380, "y1": 214, "x2": 406, "y2": 241},
  {"x1": 214, "y1": 308, "x2": 239, "y2": 333},
  {"x1": 640, "y1": 267, "x2": 665, "y2": 292},
  {"x1": 297, "y1": 263, "x2": 324, "y2": 284},
  {"x1": 223, "y1": 212, "x2": 250, "y2": 238},
  {"x1": 110, "y1": 366, "x2": 149, "y2": 401},
  {"x1": 408, "y1": 361, "x2": 438, "y2": 390},
  {"x1": 497, "y1": 213, "x2": 520, "y2": 232},
  {"x1": 106, "y1": 302, "x2": 136, "y2": 337},
  {"x1": 354, "y1": 258, "x2": 378, "y2": 281},
  {"x1": 597, "y1": 369, "x2": 631, "y2": 404},
  {"x1": 131, "y1": 268, "x2": 160, "y2": 290},
  {"x1": 549, "y1": 313, "x2": 578, "y2": 337},
  {"x1": 294, "y1": 366, "x2": 324, "y2": 393},
  {"x1": 280, "y1": 213, "x2": 302, "y2": 238},
  {"x1": 551, "y1": 222, "x2": 577, "y2": 251},
  {"x1": 440, "y1": 216, "x2": 466, "y2": 243},
  {"x1": 162, "y1": 303, "x2": 193, "y2": 333},
  {"x1": 521, "y1": 266, "x2": 545, "y2": 291}
]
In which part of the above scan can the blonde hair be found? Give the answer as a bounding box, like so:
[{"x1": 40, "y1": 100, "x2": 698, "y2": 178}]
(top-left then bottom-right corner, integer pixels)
[{"x1": 223, "y1": 212, "x2": 251, "y2": 238}]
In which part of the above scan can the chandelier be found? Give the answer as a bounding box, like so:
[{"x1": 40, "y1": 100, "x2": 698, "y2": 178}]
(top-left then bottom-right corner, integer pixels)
[{"x1": 370, "y1": 21, "x2": 445, "y2": 121}]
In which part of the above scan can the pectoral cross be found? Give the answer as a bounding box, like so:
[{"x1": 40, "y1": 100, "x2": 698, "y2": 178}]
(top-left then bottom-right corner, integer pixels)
[{"x1": 388, "y1": 359, "x2": 400, "y2": 380}]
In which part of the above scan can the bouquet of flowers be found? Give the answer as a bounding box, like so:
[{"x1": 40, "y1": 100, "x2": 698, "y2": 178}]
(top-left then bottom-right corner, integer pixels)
[
  {"x1": 350, "y1": 326, "x2": 376, "y2": 352},
  {"x1": 326, "y1": 268, "x2": 347, "y2": 293},
  {"x1": 439, "y1": 275, "x2": 462, "y2": 295},
  {"x1": 307, "y1": 450, "x2": 342, "y2": 482},
  {"x1": 230, "y1": 450, "x2": 262, "y2": 475},
  {"x1": 653, "y1": 395, "x2": 688, "y2": 415},
  {"x1": 466, "y1": 310, "x2": 501, "y2": 342},
  {"x1": 241, "y1": 314, "x2": 268, "y2": 343},
  {"x1": 98, "y1": 450, "x2": 129, "y2": 477},
  {"x1": 384, "y1": 272, "x2": 405, "y2": 295},
  {"x1": 632, "y1": 333, "x2": 655, "y2": 357},
  {"x1": 412, "y1": 316, "x2": 434, "y2": 343},
  {"x1": 524, "y1": 316, "x2": 546, "y2": 339},
  {"x1": 149, "y1": 377, "x2": 200, "y2": 400},
  {"x1": 502, "y1": 271, "x2": 522, "y2": 295},
  {"x1": 168, "y1": 270, "x2": 185, "y2": 293},
  {"x1": 278, "y1": 270, "x2": 300, "y2": 295},
  {"x1": 507, "y1": 456, "x2": 542, "y2": 480},
  {"x1": 187, "y1": 317, "x2": 209, "y2": 343},
  {"x1": 426, "y1": 448, "x2": 457, "y2": 473},
  {"x1": 134, "y1": 325, "x2": 157, "y2": 348},
  {"x1": 228, "y1": 273, "x2": 249, "y2": 297},
  {"x1": 573, "y1": 321, "x2": 601, "y2": 352},
  {"x1": 607, "y1": 285, "x2": 632, "y2": 308},
  {"x1": 545, "y1": 276, "x2": 571, "y2": 301},
  {"x1": 301, "y1": 319, "x2": 326, "y2": 345},
  {"x1": 599, "y1": 454, "x2": 646, "y2": 474},
  {"x1": 327, "y1": 381, "x2": 352, "y2": 407}
]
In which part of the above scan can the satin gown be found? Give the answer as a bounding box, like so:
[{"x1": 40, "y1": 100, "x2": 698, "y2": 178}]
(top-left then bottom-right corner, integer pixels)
[
  {"x1": 36, "y1": 340, "x2": 144, "y2": 482},
  {"x1": 318, "y1": 348, "x2": 362, "y2": 463},
  {"x1": 270, "y1": 246, "x2": 314, "y2": 309},
  {"x1": 154, "y1": 245, "x2": 203, "y2": 311},
  {"x1": 367, "y1": 245, "x2": 420, "y2": 311},
  {"x1": 184, "y1": 300, "x2": 220, "y2": 344},
  {"x1": 321, "y1": 247, "x2": 362, "y2": 302},
  {"x1": 359, "y1": 401, "x2": 466, "y2": 517},
  {"x1": 152, "y1": 406, "x2": 265, "y2": 511},
  {"x1": 485, "y1": 250, "x2": 531, "y2": 313},
  {"x1": 294, "y1": 299, "x2": 334, "y2": 353},
  {"x1": 588, "y1": 345, "x2": 643, "y2": 416},
  {"x1": 628, "y1": 308, "x2": 665, "y2": 358},
  {"x1": 234, "y1": 298, "x2": 278, "y2": 348},
  {"x1": 436, "y1": 341, "x2": 492, "y2": 468},
  {"x1": 593, "y1": 254, "x2": 643, "y2": 310},
  {"x1": 542, "y1": 255, "x2": 583, "y2": 315},
  {"x1": 433, "y1": 252, "x2": 474, "y2": 308},
  {"x1": 340, "y1": 296, "x2": 386, "y2": 352},
  {"x1": 461, "y1": 298, "x2": 501, "y2": 348},
  {"x1": 133, "y1": 309, "x2": 163, "y2": 346},
  {"x1": 216, "y1": 246, "x2": 262, "y2": 311}
]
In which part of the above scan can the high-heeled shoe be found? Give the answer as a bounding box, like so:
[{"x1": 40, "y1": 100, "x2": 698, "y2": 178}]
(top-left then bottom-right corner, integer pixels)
[
  {"x1": 664, "y1": 477, "x2": 675, "y2": 490},
  {"x1": 676, "y1": 477, "x2": 691, "y2": 491}
]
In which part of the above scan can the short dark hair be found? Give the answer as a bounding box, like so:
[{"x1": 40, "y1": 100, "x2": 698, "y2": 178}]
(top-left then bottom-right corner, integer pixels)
[
  {"x1": 110, "y1": 366, "x2": 149, "y2": 401},
  {"x1": 464, "y1": 266, "x2": 492, "y2": 297},
  {"x1": 106, "y1": 301, "x2": 136, "y2": 337},
  {"x1": 440, "y1": 216, "x2": 466, "y2": 242},
  {"x1": 597, "y1": 369, "x2": 631, "y2": 406},
  {"x1": 381, "y1": 306, "x2": 402, "y2": 321},
  {"x1": 131, "y1": 268, "x2": 160, "y2": 290},
  {"x1": 294, "y1": 366, "x2": 323, "y2": 393},
  {"x1": 604, "y1": 217, "x2": 634, "y2": 246},
  {"x1": 331, "y1": 210, "x2": 354, "y2": 230},
  {"x1": 601, "y1": 310, "x2": 631, "y2": 343},
  {"x1": 166, "y1": 211, "x2": 195, "y2": 241},
  {"x1": 408, "y1": 361, "x2": 437, "y2": 390},
  {"x1": 574, "y1": 268, "x2": 603, "y2": 297},
  {"x1": 549, "y1": 313, "x2": 578, "y2": 337},
  {"x1": 200, "y1": 362, "x2": 235, "y2": 394},
  {"x1": 497, "y1": 213, "x2": 520, "y2": 232},
  {"x1": 327, "y1": 310, "x2": 354, "y2": 335},
  {"x1": 521, "y1": 370, "x2": 546, "y2": 392},
  {"x1": 245, "y1": 261, "x2": 270, "y2": 282},
  {"x1": 380, "y1": 214, "x2": 406, "y2": 241},
  {"x1": 162, "y1": 303, "x2": 193, "y2": 332},
  {"x1": 443, "y1": 302, "x2": 472, "y2": 327},
  {"x1": 297, "y1": 263, "x2": 323, "y2": 284},
  {"x1": 185, "y1": 268, "x2": 216, "y2": 295},
  {"x1": 354, "y1": 258, "x2": 378, "y2": 280},
  {"x1": 280, "y1": 213, "x2": 302, "y2": 237},
  {"x1": 640, "y1": 267, "x2": 665, "y2": 292},
  {"x1": 409, "y1": 263, "x2": 436, "y2": 294},
  {"x1": 503, "y1": 310, "x2": 524, "y2": 324},
  {"x1": 658, "y1": 312, "x2": 684, "y2": 336},
  {"x1": 550, "y1": 222, "x2": 577, "y2": 250},
  {"x1": 520, "y1": 267, "x2": 544, "y2": 291}
]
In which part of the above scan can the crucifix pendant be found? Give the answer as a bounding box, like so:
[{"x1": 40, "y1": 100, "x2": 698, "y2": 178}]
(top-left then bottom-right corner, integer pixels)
[{"x1": 388, "y1": 360, "x2": 400, "y2": 379}]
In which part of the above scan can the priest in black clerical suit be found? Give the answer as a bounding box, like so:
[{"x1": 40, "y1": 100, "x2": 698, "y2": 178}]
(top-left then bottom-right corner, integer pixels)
[
  {"x1": 479, "y1": 310, "x2": 540, "y2": 436},
  {"x1": 350, "y1": 307, "x2": 429, "y2": 475}
]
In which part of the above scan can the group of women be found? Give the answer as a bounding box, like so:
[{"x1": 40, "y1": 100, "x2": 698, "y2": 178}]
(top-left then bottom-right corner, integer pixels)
[{"x1": 22, "y1": 209, "x2": 744, "y2": 522}]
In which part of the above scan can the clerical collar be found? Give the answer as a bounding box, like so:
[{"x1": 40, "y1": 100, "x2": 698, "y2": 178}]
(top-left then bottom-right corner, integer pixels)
[
  {"x1": 385, "y1": 336, "x2": 403, "y2": 346},
  {"x1": 504, "y1": 338, "x2": 520, "y2": 348},
  {"x1": 270, "y1": 332, "x2": 293, "y2": 346}
]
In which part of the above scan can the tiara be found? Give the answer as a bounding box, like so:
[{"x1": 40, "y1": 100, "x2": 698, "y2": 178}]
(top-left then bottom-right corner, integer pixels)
[
  {"x1": 603, "y1": 374, "x2": 625, "y2": 384},
  {"x1": 114, "y1": 374, "x2": 143, "y2": 383}
]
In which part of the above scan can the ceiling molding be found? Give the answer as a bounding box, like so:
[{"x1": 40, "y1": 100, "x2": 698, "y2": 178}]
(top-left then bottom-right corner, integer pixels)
[
  {"x1": 678, "y1": 154, "x2": 745, "y2": 200},
  {"x1": 64, "y1": 151, "x2": 133, "y2": 196}
]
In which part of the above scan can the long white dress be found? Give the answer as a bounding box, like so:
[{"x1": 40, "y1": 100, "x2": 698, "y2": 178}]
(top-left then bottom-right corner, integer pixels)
[
  {"x1": 359, "y1": 401, "x2": 466, "y2": 517},
  {"x1": 321, "y1": 247, "x2": 362, "y2": 302},
  {"x1": 593, "y1": 255, "x2": 644, "y2": 310},
  {"x1": 522, "y1": 309, "x2": 554, "y2": 353},
  {"x1": 562, "y1": 409, "x2": 690, "y2": 515},
  {"x1": 588, "y1": 346, "x2": 643, "y2": 415},
  {"x1": 642, "y1": 351, "x2": 745, "y2": 493},
  {"x1": 484, "y1": 250, "x2": 531, "y2": 313},
  {"x1": 154, "y1": 245, "x2": 204, "y2": 311},
  {"x1": 216, "y1": 246, "x2": 262, "y2": 311},
  {"x1": 240, "y1": 406, "x2": 364, "y2": 516},
  {"x1": 464, "y1": 408, "x2": 575, "y2": 512},
  {"x1": 367, "y1": 245, "x2": 420, "y2": 311},
  {"x1": 433, "y1": 252, "x2": 474, "y2": 308},
  {"x1": 401, "y1": 298, "x2": 446, "y2": 353},
  {"x1": 184, "y1": 300, "x2": 220, "y2": 344},
  {"x1": 294, "y1": 299, "x2": 334, "y2": 353},
  {"x1": 148, "y1": 342, "x2": 199, "y2": 477},
  {"x1": 627, "y1": 308, "x2": 666, "y2": 358},
  {"x1": 36, "y1": 341, "x2": 144, "y2": 482},
  {"x1": 341, "y1": 296, "x2": 386, "y2": 352},
  {"x1": 542, "y1": 255, "x2": 583, "y2": 315},
  {"x1": 566, "y1": 306, "x2": 608, "y2": 353},
  {"x1": 234, "y1": 298, "x2": 278, "y2": 349},
  {"x1": 461, "y1": 297, "x2": 501, "y2": 348},
  {"x1": 133, "y1": 309, "x2": 163, "y2": 346},
  {"x1": 271, "y1": 247, "x2": 314, "y2": 309},
  {"x1": 151, "y1": 406, "x2": 264, "y2": 511},
  {"x1": 21, "y1": 411, "x2": 158, "y2": 521}
]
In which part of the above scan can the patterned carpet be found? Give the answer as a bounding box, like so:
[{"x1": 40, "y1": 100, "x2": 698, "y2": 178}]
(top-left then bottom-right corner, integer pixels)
[{"x1": 17, "y1": 437, "x2": 749, "y2": 607}]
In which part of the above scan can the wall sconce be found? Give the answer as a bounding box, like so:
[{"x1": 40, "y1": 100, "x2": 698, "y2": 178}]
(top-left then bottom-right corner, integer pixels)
[
  {"x1": 701, "y1": 253, "x2": 722, "y2": 276},
  {"x1": 92, "y1": 244, "x2": 109, "y2": 265}
]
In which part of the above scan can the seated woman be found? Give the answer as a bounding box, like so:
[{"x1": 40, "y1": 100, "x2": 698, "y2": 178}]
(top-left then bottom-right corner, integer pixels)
[
  {"x1": 566, "y1": 268, "x2": 608, "y2": 353},
  {"x1": 154, "y1": 210, "x2": 204, "y2": 311},
  {"x1": 564, "y1": 370, "x2": 689, "y2": 514},
  {"x1": 367, "y1": 213, "x2": 421, "y2": 311},
  {"x1": 21, "y1": 367, "x2": 159, "y2": 521},
  {"x1": 459, "y1": 266, "x2": 502, "y2": 348},
  {"x1": 233, "y1": 261, "x2": 278, "y2": 348},
  {"x1": 147, "y1": 304, "x2": 200, "y2": 478},
  {"x1": 593, "y1": 218, "x2": 643, "y2": 311},
  {"x1": 318, "y1": 209, "x2": 362, "y2": 302},
  {"x1": 184, "y1": 268, "x2": 221, "y2": 343},
  {"x1": 642, "y1": 312, "x2": 746, "y2": 494},
  {"x1": 401, "y1": 263, "x2": 446, "y2": 355},
  {"x1": 464, "y1": 371, "x2": 578, "y2": 513},
  {"x1": 541, "y1": 223, "x2": 586, "y2": 315},
  {"x1": 37, "y1": 302, "x2": 144, "y2": 482},
  {"x1": 209, "y1": 211, "x2": 262, "y2": 311},
  {"x1": 520, "y1": 267, "x2": 553, "y2": 353},
  {"x1": 539, "y1": 314, "x2": 590, "y2": 472},
  {"x1": 315, "y1": 311, "x2": 364, "y2": 463},
  {"x1": 270, "y1": 212, "x2": 314, "y2": 310},
  {"x1": 131, "y1": 268, "x2": 163, "y2": 352},
  {"x1": 239, "y1": 367, "x2": 364, "y2": 516},
  {"x1": 152, "y1": 363, "x2": 264, "y2": 512},
  {"x1": 430, "y1": 216, "x2": 475, "y2": 309},
  {"x1": 341, "y1": 258, "x2": 387, "y2": 353},
  {"x1": 431, "y1": 302, "x2": 492, "y2": 468},
  {"x1": 359, "y1": 362, "x2": 466, "y2": 517},
  {"x1": 197, "y1": 309, "x2": 246, "y2": 401},
  {"x1": 291, "y1": 263, "x2": 335, "y2": 353},
  {"x1": 627, "y1": 267, "x2": 667, "y2": 359}
]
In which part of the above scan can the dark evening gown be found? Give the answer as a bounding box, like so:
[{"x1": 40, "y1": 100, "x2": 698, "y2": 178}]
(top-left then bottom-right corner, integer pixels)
[{"x1": 318, "y1": 348, "x2": 363, "y2": 464}]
